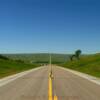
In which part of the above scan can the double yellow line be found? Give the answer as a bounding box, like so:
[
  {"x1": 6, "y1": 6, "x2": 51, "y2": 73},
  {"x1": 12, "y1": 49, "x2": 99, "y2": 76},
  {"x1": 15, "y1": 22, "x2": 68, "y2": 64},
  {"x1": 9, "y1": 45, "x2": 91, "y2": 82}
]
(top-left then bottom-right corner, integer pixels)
[{"x1": 48, "y1": 73, "x2": 58, "y2": 100}]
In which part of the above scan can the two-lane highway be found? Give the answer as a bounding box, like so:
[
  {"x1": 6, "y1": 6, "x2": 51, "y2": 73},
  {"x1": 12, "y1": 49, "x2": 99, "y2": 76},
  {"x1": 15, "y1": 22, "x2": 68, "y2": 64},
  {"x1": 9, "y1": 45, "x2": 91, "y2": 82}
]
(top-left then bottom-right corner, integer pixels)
[{"x1": 0, "y1": 65, "x2": 100, "y2": 100}]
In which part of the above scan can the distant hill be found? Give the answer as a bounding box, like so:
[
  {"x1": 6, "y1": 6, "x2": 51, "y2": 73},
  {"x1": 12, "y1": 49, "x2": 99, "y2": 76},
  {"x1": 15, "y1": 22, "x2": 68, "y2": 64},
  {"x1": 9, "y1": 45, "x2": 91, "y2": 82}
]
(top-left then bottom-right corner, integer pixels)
[{"x1": 3, "y1": 53, "x2": 70, "y2": 64}]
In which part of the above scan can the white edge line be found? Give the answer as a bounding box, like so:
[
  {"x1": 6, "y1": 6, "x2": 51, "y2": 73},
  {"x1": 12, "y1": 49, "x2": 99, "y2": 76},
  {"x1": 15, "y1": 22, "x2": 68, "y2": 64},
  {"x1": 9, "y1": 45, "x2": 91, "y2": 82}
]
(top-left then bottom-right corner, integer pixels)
[
  {"x1": 58, "y1": 66, "x2": 100, "y2": 85},
  {"x1": 0, "y1": 66, "x2": 44, "y2": 87}
]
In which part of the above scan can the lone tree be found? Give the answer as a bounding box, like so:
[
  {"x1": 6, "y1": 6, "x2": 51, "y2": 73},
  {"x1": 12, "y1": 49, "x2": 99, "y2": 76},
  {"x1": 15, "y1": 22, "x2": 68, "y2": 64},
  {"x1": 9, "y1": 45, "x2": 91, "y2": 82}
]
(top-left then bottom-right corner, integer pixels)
[
  {"x1": 70, "y1": 49, "x2": 82, "y2": 61},
  {"x1": 75, "y1": 49, "x2": 82, "y2": 60}
]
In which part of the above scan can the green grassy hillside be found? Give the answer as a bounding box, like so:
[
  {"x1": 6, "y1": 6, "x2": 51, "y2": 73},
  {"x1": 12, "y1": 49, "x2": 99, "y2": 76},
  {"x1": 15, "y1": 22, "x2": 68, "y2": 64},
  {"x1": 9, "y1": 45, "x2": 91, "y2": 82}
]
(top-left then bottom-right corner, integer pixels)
[
  {"x1": 0, "y1": 59, "x2": 39, "y2": 78},
  {"x1": 61, "y1": 54, "x2": 100, "y2": 78}
]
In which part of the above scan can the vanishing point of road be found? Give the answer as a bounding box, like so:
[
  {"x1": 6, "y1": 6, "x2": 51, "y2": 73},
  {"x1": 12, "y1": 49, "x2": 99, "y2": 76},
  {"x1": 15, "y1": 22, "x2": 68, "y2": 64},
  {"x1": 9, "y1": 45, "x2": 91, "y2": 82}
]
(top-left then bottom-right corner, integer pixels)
[{"x1": 0, "y1": 65, "x2": 100, "y2": 100}]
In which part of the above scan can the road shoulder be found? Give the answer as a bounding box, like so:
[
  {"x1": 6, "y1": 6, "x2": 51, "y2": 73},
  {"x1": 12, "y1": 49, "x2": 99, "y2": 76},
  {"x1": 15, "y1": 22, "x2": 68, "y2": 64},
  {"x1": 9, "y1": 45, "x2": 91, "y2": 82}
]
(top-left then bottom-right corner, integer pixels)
[
  {"x1": 0, "y1": 66, "x2": 43, "y2": 87},
  {"x1": 58, "y1": 66, "x2": 100, "y2": 85}
]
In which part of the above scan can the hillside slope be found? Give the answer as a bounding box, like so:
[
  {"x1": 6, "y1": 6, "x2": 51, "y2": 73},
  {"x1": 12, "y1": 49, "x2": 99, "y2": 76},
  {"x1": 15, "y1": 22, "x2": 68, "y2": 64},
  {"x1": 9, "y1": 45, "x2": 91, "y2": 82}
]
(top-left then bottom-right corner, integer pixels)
[
  {"x1": 62, "y1": 54, "x2": 100, "y2": 78},
  {"x1": 0, "y1": 59, "x2": 39, "y2": 78}
]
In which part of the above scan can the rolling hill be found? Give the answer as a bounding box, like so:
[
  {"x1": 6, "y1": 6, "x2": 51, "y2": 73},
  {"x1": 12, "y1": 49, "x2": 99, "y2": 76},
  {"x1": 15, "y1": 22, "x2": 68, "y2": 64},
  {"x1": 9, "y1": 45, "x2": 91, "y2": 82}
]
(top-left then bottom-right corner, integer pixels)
[{"x1": 3, "y1": 53, "x2": 70, "y2": 64}]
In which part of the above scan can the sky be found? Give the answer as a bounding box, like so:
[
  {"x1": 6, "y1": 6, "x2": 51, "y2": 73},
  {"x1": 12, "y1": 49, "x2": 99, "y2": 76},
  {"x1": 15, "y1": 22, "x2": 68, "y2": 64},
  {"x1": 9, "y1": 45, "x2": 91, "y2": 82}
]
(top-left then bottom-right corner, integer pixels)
[{"x1": 0, "y1": 0, "x2": 100, "y2": 54}]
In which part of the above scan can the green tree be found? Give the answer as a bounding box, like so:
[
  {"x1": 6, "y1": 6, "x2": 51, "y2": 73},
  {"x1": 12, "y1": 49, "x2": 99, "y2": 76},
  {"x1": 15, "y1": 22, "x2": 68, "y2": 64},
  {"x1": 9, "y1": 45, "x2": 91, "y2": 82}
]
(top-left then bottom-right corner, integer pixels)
[{"x1": 75, "y1": 49, "x2": 82, "y2": 60}]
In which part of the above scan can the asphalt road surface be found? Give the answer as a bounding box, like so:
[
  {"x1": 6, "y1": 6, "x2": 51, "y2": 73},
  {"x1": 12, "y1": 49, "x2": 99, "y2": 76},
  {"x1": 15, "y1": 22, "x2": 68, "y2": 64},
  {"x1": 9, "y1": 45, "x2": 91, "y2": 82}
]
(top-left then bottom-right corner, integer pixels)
[{"x1": 0, "y1": 65, "x2": 100, "y2": 100}]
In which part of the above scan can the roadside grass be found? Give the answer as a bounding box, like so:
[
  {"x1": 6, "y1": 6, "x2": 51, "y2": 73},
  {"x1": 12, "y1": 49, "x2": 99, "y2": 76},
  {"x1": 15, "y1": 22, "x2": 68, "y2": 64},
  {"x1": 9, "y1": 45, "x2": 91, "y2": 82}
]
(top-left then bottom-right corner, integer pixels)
[
  {"x1": 0, "y1": 59, "x2": 40, "y2": 78},
  {"x1": 61, "y1": 54, "x2": 100, "y2": 78}
]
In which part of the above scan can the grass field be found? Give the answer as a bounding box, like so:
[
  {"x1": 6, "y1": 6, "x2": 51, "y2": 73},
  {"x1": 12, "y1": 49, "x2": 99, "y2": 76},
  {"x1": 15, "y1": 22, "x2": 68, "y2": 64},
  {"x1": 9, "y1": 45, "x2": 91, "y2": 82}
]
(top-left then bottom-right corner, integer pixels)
[
  {"x1": 61, "y1": 53, "x2": 100, "y2": 78},
  {"x1": 0, "y1": 59, "x2": 40, "y2": 78}
]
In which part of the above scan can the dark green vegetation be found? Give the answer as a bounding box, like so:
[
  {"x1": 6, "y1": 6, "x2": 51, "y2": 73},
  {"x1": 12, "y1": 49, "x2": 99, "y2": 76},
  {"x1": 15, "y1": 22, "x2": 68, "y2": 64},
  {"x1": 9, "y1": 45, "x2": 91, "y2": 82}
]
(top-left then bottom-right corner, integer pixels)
[
  {"x1": 0, "y1": 54, "x2": 9, "y2": 60},
  {"x1": 3, "y1": 53, "x2": 70, "y2": 64},
  {"x1": 61, "y1": 53, "x2": 100, "y2": 78}
]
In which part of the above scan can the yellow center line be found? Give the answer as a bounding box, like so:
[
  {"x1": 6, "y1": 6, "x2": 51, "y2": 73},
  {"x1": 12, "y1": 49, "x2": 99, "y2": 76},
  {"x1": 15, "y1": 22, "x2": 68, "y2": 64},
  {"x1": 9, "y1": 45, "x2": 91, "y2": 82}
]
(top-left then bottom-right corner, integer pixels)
[
  {"x1": 54, "y1": 95, "x2": 58, "y2": 100},
  {"x1": 49, "y1": 75, "x2": 52, "y2": 100},
  {"x1": 48, "y1": 73, "x2": 58, "y2": 100}
]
